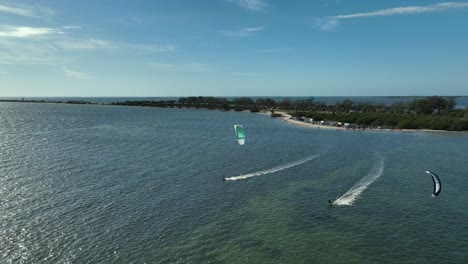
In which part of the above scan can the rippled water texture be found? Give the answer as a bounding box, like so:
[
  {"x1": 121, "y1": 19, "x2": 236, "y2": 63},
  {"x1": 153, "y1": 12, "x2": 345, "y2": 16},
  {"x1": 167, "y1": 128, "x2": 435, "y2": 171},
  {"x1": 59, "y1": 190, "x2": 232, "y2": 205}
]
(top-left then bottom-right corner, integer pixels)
[{"x1": 1, "y1": 102, "x2": 467, "y2": 263}]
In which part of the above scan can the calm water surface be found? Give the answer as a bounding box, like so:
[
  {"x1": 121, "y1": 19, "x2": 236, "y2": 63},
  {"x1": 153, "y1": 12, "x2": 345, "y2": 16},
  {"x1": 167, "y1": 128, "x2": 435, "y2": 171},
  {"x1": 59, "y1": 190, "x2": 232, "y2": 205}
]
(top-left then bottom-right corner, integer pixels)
[
  {"x1": 0, "y1": 102, "x2": 467, "y2": 263},
  {"x1": 1, "y1": 96, "x2": 468, "y2": 108}
]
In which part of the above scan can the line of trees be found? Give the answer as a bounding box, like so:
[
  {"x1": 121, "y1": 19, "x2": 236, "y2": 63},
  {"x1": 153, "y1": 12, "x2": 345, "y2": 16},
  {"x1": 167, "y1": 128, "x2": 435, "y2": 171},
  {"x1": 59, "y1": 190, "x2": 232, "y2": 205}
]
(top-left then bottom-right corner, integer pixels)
[
  {"x1": 110, "y1": 96, "x2": 468, "y2": 131},
  {"x1": 110, "y1": 96, "x2": 300, "y2": 112},
  {"x1": 3, "y1": 96, "x2": 467, "y2": 131},
  {"x1": 110, "y1": 96, "x2": 279, "y2": 112},
  {"x1": 290, "y1": 96, "x2": 468, "y2": 131}
]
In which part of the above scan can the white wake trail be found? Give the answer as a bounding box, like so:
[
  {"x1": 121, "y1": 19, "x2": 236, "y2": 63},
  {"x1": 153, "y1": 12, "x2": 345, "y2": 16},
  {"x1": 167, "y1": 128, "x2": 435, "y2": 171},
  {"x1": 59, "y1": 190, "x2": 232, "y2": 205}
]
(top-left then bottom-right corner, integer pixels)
[
  {"x1": 333, "y1": 154, "x2": 385, "y2": 206},
  {"x1": 225, "y1": 155, "x2": 320, "y2": 181}
]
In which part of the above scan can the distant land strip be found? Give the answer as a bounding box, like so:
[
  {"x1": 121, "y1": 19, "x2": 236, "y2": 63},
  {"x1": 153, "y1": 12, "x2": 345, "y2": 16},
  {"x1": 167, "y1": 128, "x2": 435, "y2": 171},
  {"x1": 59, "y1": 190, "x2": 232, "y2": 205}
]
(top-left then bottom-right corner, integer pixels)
[{"x1": 1, "y1": 96, "x2": 467, "y2": 131}]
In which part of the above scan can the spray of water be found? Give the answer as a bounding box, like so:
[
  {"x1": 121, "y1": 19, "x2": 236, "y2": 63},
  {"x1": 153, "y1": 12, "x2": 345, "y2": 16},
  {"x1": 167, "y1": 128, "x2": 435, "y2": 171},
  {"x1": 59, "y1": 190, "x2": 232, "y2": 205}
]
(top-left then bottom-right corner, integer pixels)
[
  {"x1": 333, "y1": 154, "x2": 385, "y2": 206},
  {"x1": 225, "y1": 155, "x2": 320, "y2": 181}
]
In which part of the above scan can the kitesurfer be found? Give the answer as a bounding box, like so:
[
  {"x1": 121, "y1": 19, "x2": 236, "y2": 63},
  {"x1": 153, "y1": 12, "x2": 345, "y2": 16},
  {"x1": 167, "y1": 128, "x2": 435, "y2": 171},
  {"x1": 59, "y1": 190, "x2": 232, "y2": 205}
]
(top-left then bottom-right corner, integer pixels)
[
  {"x1": 222, "y1": 175, "x2": 226, "y2": 181},
  {"x1": 328, "y1": 198, "x2": 333, "y2": 206}
]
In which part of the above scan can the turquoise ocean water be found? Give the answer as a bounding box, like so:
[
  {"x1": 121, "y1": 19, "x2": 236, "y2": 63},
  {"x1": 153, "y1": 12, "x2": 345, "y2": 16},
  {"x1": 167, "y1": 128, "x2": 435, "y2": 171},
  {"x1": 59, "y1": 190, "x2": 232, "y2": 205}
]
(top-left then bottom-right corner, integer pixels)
[{"x1": 1, "y1": 102, "x2": 467, "y2": 263}]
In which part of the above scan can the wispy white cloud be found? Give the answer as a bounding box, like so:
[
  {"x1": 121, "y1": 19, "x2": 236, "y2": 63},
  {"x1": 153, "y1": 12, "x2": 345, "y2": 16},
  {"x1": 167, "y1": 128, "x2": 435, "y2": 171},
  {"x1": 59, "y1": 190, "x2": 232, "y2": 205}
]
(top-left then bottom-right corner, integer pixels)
[
  {"x1": 0, "y1": 22, "x2": 174, "y2": 65},
  {"x1": 0, "y1": 51, "x2": 66, "y2": 65},
  {"x1": 0, "y1": 36, "x2": 174, "y2": 65},
  {"x1": 231, "y1": 72, "x2": 259, "y2": 76},
  {"x1": 54, "y1": 38, "x2": 115, "y2": 51},
  {"x1": 149, "y1": 62, "x2": 259, "y2": 76},
  {"x1": 0, "y1": 3, "x2": 54, "y2": 19},
  {"x1": 149, "y1": 62, "x2": 211, "y2": 72},
  {"x1": 62, "y1": 25, "x2": 82, "y2": 29},
  {"x1": 0, "y1": 37, "x2": 68, "y2": 65},
  {"x1": 244, "y1": 26, "x2": 264, "y2": 32},
  {"x1": 0, "y1": 26, "x2": 65, "y2": 63},
  {"x1": 0, "y1": 26, "x2": 63, "y2": 38},
  {"x1": 331, "y1": 2, "x2": 468, "y2": 19},
  {"x1": 311, "y1": 18, "x2": 340, "y2": 32},
  {"x1": 255, "y1": 47, "x2": 292, "y2": 53},
  {"x1": 54, "y1": 38, "x2": 175, "y2": 53},
  {"x1": 313, "y1": 2, "x2": 468, "y2": 31},
  {"x1": 0, "y1": 3, "x2": 173, "y2": 66},
  {"x1": 122, "y1": 43, "x2": 175, "y2": 53},
  {"x1": 63, "y1": 67, "x2": 91, "y2": 79},
  {"x1": 104, "y1": 16, "x2": 150, "y2": 26},
  {"x1": 226, "y1": 0, "x2": 268, "y2": 11},
  {"x1": 219, "y1": 26, "x2": 264, "y2": 37},
  {"x1": 0, "y1": 4, "x2": 34, "y2": 17}
]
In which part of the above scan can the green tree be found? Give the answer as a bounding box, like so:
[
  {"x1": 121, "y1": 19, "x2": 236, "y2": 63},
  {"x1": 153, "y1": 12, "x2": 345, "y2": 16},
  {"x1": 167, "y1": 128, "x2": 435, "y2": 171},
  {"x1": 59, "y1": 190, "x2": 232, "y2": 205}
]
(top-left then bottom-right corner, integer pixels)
[{"x1": 412, "y1": 96, "x2": 455, "y2": 115}]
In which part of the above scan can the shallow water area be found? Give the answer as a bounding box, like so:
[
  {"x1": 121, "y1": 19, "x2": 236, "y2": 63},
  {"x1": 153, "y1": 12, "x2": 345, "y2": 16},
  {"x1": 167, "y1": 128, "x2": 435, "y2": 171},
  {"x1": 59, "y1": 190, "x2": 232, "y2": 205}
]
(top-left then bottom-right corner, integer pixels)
[{"x1": 1, "y1": 102, "x2": 467, "y2": 263}]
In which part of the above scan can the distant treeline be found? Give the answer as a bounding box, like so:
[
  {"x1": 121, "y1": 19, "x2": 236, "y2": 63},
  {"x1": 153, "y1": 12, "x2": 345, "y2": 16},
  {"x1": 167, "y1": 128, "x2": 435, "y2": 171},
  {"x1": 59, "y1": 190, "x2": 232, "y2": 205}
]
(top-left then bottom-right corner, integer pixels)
[
  {"x1": 0, "y1": 99, "x2": 96, "y2": 105},
  {"x1": 110, "y1": 96, "x2": 278, "y2": 112},
  {"x1": 111, "y1": 96, "x2": 468, "y2": 131},
  {"x1": 2, "y1": 96, "x2": 467, "y2": 131},
  {"x1": 290, "y1": 96, "x2": 468, "y2": 131}
]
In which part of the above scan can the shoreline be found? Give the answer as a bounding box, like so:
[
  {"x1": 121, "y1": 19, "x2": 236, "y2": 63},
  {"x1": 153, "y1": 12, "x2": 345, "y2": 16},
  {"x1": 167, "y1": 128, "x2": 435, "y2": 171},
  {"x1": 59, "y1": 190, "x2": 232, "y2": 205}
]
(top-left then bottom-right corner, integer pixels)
[
  {"x1": 1, "y1": 99, "x2": 467, "y2": 134},
  {"x1": 262, "y1": 111, "x2": 468, "y2": 135}
]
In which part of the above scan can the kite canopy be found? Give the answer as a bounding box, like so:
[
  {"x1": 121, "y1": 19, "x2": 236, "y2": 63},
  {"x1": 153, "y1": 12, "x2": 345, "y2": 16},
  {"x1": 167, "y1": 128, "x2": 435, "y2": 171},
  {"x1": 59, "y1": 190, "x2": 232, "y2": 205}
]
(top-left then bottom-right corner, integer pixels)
[
  {"x1": 426, "y1": 171, "x2": 441, "y2": 197},
  {"x1": 234, "y1": 124, "x2": 245, "y2": 145}
]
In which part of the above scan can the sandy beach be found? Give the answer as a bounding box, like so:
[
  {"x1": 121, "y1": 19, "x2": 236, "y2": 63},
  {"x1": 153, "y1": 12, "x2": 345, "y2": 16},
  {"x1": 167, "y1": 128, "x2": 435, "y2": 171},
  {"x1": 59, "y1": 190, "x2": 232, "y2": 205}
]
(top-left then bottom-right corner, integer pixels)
[
  {"x1": 261, "y1": 111, "x2": 468, "y2": 134},
  {"x1": 274, "y1": 111, "x2": 341, "y2": 130},
  {"x1": 259, "y1": 110, "x2": 350, "y2": 131}
]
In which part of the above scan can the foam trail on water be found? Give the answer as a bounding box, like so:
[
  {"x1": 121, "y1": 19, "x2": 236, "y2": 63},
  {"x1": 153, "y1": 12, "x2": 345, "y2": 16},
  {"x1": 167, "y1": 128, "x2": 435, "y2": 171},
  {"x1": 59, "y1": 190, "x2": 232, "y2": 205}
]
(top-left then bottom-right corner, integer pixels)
[
  {"x1": 225, "y1": 155, "x2": 320, "y2": 181},
  {"x1": 333, "y1": 154, "x2": 384, "y2": 206}
]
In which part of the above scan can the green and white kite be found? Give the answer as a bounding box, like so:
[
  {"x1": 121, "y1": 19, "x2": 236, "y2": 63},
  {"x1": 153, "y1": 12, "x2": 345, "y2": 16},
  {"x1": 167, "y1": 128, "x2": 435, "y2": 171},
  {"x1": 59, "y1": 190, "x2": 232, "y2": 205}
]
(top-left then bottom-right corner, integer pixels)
[{"x1": 234, "y1": 124, "x2": 245, "y2": 145}]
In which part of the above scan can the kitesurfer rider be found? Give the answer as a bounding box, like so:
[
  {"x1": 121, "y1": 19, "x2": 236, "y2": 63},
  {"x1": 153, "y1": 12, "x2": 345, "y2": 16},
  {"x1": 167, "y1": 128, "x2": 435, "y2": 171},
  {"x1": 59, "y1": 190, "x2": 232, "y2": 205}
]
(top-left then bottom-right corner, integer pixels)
[
  {"x1": 222, "y1": 175, "x2": 226, "y2": 181},
  {"x1": 328, "y1": 198, "x2": 333, "y2": 206}
]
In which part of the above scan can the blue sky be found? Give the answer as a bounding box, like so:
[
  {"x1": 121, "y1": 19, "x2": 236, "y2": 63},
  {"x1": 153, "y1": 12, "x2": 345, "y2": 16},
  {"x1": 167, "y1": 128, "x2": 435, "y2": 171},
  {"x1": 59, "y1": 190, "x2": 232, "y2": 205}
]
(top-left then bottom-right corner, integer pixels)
[{"x1": 1, "y1": 0, "x2": 467, "y2": 97}]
